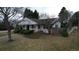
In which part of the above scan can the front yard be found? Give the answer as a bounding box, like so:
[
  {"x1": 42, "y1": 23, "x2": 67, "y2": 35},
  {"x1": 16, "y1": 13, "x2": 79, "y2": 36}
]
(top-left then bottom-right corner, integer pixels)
[{"x1": 0, "y1": 30, "x2": 79, "y2": 51}]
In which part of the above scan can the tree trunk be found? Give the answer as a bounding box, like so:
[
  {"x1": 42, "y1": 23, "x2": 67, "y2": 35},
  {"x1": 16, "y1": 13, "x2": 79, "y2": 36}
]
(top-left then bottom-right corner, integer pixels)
[
  {"x1": 7, "y1": 25, "x2": 12, "y2": 41},
  {"x1": 48, "y1": 27, "x2": 51, "y2": 34},
  {"x1": 3, "y1": 14, "x2": 13, "y2": 41},
  {"x1": 48, "y1": 30, "x2": 51, "y2": 34}
]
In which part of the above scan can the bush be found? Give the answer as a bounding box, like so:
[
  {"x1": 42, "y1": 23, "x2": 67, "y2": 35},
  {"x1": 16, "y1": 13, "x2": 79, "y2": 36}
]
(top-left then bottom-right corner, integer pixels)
[
  {"x1": 14, "y1": 25, "x2": 22, "y2": 33},
  {"x1": 0, "y1": 22, "x2": 14, "y2": 31},
  {"x1": 20, "y1": 30, "x2": 34, "y2": 34},
  {"x1": 60, "y1": 28, "x2": 69, "y2": 37},
  {"x1": 14, "y1": 25, "x2": 34, "y2": 34},
  {"x1": 0, "y1": 22, "x2": 6, "y2": 30}
]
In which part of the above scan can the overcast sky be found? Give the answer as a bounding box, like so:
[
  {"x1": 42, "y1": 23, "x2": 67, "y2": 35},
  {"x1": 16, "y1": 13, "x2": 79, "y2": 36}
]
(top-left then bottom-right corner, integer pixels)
[
  {"x1": 0, "y1": 0, "x2": 79, "y2": 18},
  {"x1": 28, "y1": 0, "x2": 79, "y2": 17}
]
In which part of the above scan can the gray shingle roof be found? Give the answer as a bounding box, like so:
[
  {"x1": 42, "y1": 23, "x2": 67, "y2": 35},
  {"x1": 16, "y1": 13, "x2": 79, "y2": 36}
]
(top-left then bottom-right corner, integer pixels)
[
  {"x1": 17, "y1": 18, "x2": 59, "y2": 26},
  {"x1": 31, "y1": 18, "x2": 58, "y2": 25}
]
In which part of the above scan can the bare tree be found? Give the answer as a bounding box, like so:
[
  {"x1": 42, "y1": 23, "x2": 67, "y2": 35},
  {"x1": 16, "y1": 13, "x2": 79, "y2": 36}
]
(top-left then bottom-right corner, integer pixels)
[
  {"x1": 0, "y1": 7, "x2": 21, "y2": 41},
  {"x1": 43, "y1": 19, "x2": 52, "y2": 34}
]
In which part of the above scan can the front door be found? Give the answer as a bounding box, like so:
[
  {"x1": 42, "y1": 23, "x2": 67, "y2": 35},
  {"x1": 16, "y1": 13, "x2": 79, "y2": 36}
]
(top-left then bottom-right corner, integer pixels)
[{"x1": 27, "y1": 25, "x2": 29, "y2": 30}]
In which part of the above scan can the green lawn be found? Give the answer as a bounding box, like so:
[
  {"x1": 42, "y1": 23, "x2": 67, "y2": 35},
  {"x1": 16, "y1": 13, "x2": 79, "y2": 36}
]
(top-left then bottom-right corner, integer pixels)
[{"x1": 0, "y1": 30, "x2": 79, "y2": 51}]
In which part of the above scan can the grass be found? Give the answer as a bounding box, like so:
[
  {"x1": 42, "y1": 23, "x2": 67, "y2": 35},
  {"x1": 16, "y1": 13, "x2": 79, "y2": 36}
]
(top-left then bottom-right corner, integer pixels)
[
  {"x1": 0, "y1": 31, "x2": 8, "y2": 37},
  {"x1": 0, "y1": 30, "x2": 79, "y2": 51}
]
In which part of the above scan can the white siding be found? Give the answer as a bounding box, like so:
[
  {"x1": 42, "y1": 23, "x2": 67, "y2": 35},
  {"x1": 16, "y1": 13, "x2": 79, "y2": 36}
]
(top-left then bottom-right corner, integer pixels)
[
  {"x1": 43, "y1": 29, "x2": 48, "y2": 33},
  {"x1": 34, "y1": 25, "x2": 39, "y2": 32},
  {"x1": 52, "y1": 21, "x2": 61, "y2": 28}
]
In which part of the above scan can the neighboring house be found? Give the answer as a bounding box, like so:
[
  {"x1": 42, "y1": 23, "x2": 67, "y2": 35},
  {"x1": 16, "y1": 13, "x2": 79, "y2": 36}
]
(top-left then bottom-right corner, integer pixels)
[
  {"x1": 68, "y1": 26, "x2": 78, "y2": 34},
  {"x1": 17, "y1": 17, "x2": 61, "y2": 34},
  {"x1": 51, "y1": 19, "x2": 61, "y2": 35}
]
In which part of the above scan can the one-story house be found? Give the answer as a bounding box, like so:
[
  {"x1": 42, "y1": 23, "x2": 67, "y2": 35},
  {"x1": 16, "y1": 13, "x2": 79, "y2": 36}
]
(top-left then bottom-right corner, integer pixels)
[{"x1": 17, "y1": 17, "x2": 61, "y2": 34}]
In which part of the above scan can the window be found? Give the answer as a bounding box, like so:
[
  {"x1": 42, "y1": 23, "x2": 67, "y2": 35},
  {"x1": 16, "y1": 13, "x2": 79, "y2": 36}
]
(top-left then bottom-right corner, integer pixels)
[
  {"x1": 38, "y1": 25, "x2": 40, "y2": 29},
  {"x1": 55, "y1": 24, "x2": 58, "y2": 28},
  {"x1": 27, "y1": 25, "x2": 29, "y2": 30},
  {"x1": 31, "y1": 25, "x2": 34, "y2": 28}
]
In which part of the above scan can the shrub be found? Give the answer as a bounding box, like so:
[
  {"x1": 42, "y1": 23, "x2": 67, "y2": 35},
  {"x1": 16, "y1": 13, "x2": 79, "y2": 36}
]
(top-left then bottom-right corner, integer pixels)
[
  {"x1": 14, "y1": 25, "x2": 34, "y2": 34},
  {"x1": 14, "y1": 25, "x2": 22, "y2": 33},
  {"x1": 60, "y1": 28, "x2": 69, "y2": 37},
  {"x1": 0, "y1": 22, "x2": 6, "y2": 30},
  {"x1": 21, "y1": 30, "x2": 34, "y2": 34},
  {"x1": 0, "y1": 22, "x2": 14, "y2": 31}
]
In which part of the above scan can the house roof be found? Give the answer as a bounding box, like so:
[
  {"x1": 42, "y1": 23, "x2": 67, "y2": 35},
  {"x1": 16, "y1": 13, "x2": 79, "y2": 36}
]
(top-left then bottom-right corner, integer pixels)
[
  {"x1": 18, "y1": 18, "x2": 37, "y2": 25},
  {"x1": 18, "y1": 17, "x2": 59, "y2": 26},
  {"x1": 31, "y1": 18, "x2": 58, "y2": 25}
]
